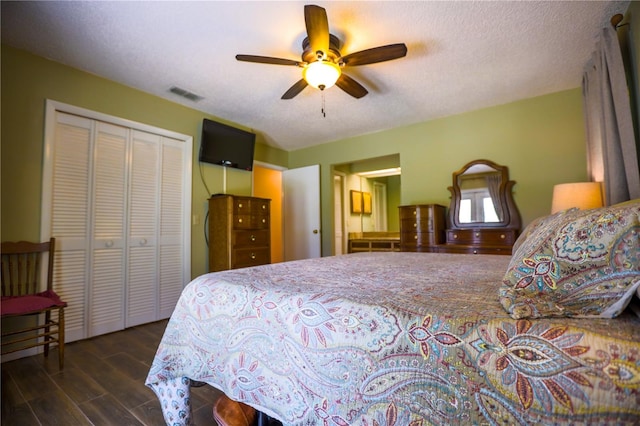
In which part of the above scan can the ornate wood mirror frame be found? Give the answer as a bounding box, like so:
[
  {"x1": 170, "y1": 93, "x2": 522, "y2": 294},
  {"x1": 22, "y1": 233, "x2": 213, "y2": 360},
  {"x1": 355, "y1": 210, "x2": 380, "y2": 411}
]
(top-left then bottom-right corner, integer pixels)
[{"x1": 447, "y1": 159, "x2": 521, "y2": 230}]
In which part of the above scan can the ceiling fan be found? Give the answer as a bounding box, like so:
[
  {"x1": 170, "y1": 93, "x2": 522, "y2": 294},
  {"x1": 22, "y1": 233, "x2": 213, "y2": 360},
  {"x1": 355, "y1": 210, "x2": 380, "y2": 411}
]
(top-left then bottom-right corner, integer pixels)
[{"x1": 236, "y1": 4, "x2": 408, "y2": 99}]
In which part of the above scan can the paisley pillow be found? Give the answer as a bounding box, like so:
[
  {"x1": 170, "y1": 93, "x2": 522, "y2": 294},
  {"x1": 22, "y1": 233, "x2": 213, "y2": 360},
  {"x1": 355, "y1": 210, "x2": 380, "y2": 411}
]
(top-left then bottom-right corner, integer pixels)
[
  {"x1": 511, "y1": 208, "x2": 578, "y2": 254},
  {"x1": 499, "y1": 200, "x2": 640, "y2": 319}
]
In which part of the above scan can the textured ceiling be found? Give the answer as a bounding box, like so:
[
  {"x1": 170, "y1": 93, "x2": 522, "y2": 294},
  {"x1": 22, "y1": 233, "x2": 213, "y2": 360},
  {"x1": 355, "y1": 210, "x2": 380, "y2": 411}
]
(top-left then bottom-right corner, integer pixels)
[{"x1": 1, "y1": 1, "x2": 629, "y2": 151}]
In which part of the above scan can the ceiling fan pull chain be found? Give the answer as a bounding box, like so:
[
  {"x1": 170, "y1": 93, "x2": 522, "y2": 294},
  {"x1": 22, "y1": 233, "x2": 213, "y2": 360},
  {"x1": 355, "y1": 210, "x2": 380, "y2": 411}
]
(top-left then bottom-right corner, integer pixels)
[{"x1": 321, "y1": 91, "x2": 326, "y2": 117}]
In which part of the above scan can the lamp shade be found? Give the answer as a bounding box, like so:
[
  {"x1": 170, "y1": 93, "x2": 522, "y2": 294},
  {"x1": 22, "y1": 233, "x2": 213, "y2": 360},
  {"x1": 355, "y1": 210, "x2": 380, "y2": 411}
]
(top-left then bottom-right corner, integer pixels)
[
  {"x1": 303, "y1": 61, "x2": 341, "y2": 90},
  {"x1": 551, "y1": 182, "x2": 603, "y2": 213}
]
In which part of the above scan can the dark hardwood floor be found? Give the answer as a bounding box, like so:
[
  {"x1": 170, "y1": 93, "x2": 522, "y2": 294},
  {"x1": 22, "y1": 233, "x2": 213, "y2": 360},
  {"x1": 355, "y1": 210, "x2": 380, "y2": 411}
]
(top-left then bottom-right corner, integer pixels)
[{"x1": 1, "y1": 320, "x2": 224, "y2": 425}]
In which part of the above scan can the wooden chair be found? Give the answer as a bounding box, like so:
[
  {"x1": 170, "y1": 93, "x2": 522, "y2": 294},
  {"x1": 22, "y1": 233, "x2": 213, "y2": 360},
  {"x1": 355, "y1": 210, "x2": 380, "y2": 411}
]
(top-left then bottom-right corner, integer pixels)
[{"x1": 1, "y1": 238, "x2": 67, "y2": 369}]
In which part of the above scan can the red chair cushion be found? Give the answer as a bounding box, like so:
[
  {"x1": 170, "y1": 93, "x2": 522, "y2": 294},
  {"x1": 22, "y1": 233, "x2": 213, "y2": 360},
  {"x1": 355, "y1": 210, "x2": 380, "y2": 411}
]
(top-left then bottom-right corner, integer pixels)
[{"x1": 1, "y1": 290, "x2": 67, "y2": 316}]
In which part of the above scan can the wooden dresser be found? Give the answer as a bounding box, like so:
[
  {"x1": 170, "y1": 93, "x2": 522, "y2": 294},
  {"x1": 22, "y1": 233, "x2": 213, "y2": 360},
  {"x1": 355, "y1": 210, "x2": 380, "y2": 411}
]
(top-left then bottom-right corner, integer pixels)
[
  {"x1": 442, "y1": 159, "x2": 522, "y2": 256},
  {"x1": 208, "y1": 194, "x2": 271, "y2": 272},
  {"x1": 440, "y1": 228, "x2": 517, "y2": 255},
  {"x1": 399, "y1": 204, "x2": 446, "y2": 252}
]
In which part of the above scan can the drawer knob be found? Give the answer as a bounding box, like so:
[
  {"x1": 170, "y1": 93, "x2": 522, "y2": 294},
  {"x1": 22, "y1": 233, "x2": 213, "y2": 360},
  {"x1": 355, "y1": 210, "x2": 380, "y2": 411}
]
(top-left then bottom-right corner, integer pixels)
[
  {"x1": 475, "y1": 232, "x2": 480, "y2": 237},
  {"x1": 413, "y1": 223, "x2": 417, "y2": 228},
  {"x1": 453, "y1": 234, "x2": 458, "y2": 239},
  {"x1": 262, "y1": 205, "x2": 266, "y2": 209},
  {"x1": 500, "y1": 234, "x2": 505, "y2": 239},
  {"x1": 413, "y1": 211, "x2": 417, "y2": 216},
  {"x1": 250, "y1": 235, "x2": 256, "y2": 241},
  {"x1": 414, "y1": 235, "x2": 418, "y2": 240},
  {"x1": 251, "y1": 253, "x2": 256, "y2": 259},
  {"x1": 262, "y1": 218, "x2": 266, "y2": 223},
  {"x1": 473, "y1": 250, "x2": 478, "y2": 254},
  {"x1": 238, "y1": 218, "x2": 243, "y2": 223},
  {"x1": 238, "y1": 203, "x2": 243, "y2": 208}
]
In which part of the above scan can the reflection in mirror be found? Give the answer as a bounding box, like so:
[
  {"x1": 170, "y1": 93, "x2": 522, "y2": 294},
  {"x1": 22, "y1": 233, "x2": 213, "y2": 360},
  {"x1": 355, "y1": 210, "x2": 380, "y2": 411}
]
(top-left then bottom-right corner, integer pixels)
[
  {"x1": 448, "y1": 159, "x2": 521, "y2": 230},
  {"x1": 457, "y1": 164, "x2": 502, "y2": 224}
]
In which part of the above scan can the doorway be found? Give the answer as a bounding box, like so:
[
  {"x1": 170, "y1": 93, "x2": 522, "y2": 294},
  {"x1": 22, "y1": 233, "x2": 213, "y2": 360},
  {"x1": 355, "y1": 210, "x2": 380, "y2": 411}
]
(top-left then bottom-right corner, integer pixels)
[{"x1": 253, "y1": 162, "x2": 322, "y2": 263}]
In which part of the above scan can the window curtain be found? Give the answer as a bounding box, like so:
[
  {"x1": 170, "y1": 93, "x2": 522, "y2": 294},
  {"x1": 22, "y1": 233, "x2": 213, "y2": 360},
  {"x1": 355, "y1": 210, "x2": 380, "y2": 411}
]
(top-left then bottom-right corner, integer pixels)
[
  {"x1": 582, "y1": 25, "x2": 640, "y2": 205},
  {"x1": 485, "y1": 174, "x2": 503, "y2": 220}
]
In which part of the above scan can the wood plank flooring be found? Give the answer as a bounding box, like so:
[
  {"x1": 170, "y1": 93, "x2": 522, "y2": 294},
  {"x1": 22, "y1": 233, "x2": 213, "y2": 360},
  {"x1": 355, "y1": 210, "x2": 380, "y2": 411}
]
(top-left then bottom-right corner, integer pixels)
[{"x1": 1, "y1": 320, "x2": 224, "y2": 425}]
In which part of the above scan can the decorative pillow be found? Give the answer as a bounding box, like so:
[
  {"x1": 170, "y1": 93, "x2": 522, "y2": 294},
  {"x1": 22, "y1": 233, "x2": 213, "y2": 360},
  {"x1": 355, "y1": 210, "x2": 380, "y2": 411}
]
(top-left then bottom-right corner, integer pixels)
[
  {"x1": 499, "y1": 200, "x2": 640, "y2": 319},
  {"x1": 511, "y1": 208, "x2": 578, "y2": 254}
]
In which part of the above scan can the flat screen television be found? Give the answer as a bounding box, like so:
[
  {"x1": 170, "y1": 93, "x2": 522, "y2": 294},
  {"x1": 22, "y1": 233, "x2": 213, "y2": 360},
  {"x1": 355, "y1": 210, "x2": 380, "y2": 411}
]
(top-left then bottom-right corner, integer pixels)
[{"x1": 199, "y1": 119, "x2": 256, "y2": 171}]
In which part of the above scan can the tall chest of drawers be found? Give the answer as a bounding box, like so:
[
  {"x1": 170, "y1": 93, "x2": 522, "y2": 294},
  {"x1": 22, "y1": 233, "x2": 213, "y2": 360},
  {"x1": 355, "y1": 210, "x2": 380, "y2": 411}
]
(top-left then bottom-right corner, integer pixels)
[
  {"x1": 208, "y1": 195, "x2": 271, "y2": 272},
  {"x1": 399, "y1": 204, "x2": 446, "y2": 252}
]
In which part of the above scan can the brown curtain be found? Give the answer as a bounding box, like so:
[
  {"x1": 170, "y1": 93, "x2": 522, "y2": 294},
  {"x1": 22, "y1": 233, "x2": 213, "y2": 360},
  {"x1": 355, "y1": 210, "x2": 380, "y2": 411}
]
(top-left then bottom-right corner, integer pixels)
[
  {"x1": 582, "y1": 25, "x2": 640, "y2": 204},
  {"x1": 486, "y1": 174, "x2": 503, "y2": 220}
]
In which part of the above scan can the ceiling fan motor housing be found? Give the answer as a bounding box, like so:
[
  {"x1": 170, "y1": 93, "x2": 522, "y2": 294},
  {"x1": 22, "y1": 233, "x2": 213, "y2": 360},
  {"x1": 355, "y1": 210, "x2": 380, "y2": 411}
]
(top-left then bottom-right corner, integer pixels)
[{"x1": 302, "y1": 34, "x2": 342, "y2": 65}]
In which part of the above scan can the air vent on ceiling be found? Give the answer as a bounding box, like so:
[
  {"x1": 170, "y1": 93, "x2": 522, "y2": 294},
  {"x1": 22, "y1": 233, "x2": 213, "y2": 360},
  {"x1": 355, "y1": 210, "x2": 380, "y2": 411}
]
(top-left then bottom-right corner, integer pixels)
[{"x1": 169, "y1": 86, "x2": 204, "y2": 102}]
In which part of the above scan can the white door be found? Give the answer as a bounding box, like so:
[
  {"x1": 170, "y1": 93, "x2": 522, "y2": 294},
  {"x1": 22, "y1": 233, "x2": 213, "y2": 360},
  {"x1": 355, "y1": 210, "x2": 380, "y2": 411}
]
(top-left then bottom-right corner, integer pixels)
[
  {"x1": 283, "y1": 165, "x2": 321, "y2": 261},
  {"x1": 90, "y1": 121, "x2": 128, "y2": 337},
  {"x1": 45, "y1": 112, "x2": 93, "y2": 343},
  {"x1": 126, "y1": 130, "x2": 160, "y2": 328},
  {"x1": 42, "y1": 101, "x2": 192, "y2": 343},
  {"x1": 158, "y1": 138, "x2": 188, "y2": 318}
]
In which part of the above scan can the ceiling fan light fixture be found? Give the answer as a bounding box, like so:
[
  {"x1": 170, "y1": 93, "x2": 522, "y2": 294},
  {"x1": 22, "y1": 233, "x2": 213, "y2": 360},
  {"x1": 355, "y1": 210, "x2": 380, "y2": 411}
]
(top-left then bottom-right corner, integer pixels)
[{"x1": 303, "y1": 60, "x2": 341, "y2": 90}]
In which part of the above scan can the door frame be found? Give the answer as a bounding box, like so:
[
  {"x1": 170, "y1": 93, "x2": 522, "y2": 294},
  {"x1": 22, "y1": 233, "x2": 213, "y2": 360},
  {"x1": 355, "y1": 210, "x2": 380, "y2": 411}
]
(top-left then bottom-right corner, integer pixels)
[{"x1": 333, "y1": 171, "x2": 348, "y2": 255}]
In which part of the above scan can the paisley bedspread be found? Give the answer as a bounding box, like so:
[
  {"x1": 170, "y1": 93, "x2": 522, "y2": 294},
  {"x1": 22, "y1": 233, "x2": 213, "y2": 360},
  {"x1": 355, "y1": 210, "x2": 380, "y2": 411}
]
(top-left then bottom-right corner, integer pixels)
[{"x1": 145, "y1": 252, "x2": 640, "y2": 425}]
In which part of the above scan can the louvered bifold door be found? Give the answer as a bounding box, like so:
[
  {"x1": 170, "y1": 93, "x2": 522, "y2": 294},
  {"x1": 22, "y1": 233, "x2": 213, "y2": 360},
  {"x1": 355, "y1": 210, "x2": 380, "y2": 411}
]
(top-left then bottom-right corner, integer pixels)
[
  {"x1": 126, "y1": 130, "x2": 160, "y2": 327},
  {"x1": 159, "y1": 137, "x2": 186, "y2": 318},
  {"x1": 50, "y1": 112, "x2": 93, "y2": 342},
  {"x1": 43, "y1": 101, "x2": 192, "y2": 343},
  {"x1": 89, "y1": 121, "x2": 128, "y2": 337}
]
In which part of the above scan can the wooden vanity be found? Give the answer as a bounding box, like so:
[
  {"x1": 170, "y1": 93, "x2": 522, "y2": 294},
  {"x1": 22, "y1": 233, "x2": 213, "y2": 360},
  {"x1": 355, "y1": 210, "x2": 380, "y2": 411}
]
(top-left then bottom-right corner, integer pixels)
[{"x1": 438, "y1": 159, "x2": 521, "y2": 255}]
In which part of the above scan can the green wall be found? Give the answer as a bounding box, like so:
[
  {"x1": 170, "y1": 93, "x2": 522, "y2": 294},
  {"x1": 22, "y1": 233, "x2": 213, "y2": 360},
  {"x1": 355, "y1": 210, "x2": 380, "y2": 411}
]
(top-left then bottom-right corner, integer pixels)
[
  {"x1": 1, "y1": 45, "x2": 287, "y2": 279},
  {"x1": 289, "y1": 89, "x2": 588, "y2": 256},
  {"x1": 0, "y1": 42, "x2": 606, "y2": 269}
]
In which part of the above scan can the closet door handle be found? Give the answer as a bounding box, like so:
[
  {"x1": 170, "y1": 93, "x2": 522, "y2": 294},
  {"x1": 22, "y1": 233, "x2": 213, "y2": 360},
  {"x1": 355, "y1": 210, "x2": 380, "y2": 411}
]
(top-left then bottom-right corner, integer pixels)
[
  {"x1": 140, "y1": 238, "x2": 147, "y2": 245},
  {"x1": 105, "y1": 240, "x2": 114, "y2": 248}
]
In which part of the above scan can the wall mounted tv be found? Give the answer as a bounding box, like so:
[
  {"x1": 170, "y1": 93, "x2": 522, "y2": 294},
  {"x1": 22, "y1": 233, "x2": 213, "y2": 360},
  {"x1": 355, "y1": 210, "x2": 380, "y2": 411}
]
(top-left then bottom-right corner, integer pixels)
[{"x1": 199, "y1": 119, "x2": 256, "y2": 171}]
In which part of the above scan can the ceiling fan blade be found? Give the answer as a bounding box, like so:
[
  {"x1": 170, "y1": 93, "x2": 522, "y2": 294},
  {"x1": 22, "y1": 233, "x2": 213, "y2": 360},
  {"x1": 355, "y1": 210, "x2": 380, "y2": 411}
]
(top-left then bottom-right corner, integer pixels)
[
  {"x1": 236, "y1": 54, "x2": 301, "y2": 66},
  {"x1": 340, "y1": 43, "x2": 408, "y2": 66},
  {"x1": 281, "y1": 79, "x2": 309, "y2": 99},
  {"x1": 335, "y1": 74, "x2": 368, "y2": 99},
  {"x1": 304, "y1": 5, "x2": 329, "y2": 55}
]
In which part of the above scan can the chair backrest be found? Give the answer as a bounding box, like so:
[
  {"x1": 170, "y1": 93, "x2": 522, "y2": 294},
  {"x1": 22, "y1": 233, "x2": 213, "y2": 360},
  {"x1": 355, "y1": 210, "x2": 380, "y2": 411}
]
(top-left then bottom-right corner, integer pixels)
[{"x1": 1, "y1": 238, "x2": 55, "y2": 297}]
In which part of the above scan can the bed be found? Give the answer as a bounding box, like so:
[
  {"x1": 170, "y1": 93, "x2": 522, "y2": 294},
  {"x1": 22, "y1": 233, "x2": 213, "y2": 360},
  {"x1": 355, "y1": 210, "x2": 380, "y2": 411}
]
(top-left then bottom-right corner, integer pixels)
[{"x1": 146, "y1": 201, "x2": 640, "y2": 425}]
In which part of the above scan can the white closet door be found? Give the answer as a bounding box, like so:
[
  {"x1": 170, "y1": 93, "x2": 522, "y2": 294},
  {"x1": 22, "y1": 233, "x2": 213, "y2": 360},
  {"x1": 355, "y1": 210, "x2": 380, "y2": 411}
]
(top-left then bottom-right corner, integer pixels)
[
  {"x1": 89, "y1": 121, "x2": 128, "y2": 336},
  {"x1": 42, "y1": 100, "x2": 192, "y2": 344},
  {"x1": 159, "y1": 137, "x2": 186, "y2": 318},
  {"x1": 49, "y1": 112, "x2": 93, "y2": 343},
  {"x1": 126, "y1": 130, "x2": 160, "y2": 327}
]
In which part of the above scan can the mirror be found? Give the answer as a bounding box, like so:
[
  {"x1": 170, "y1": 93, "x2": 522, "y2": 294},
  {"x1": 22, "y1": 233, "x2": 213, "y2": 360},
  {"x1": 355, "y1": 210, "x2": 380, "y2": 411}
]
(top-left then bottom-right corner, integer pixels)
[{"x1": 448, "y1": 159, "x2": 521, "y2": 230}]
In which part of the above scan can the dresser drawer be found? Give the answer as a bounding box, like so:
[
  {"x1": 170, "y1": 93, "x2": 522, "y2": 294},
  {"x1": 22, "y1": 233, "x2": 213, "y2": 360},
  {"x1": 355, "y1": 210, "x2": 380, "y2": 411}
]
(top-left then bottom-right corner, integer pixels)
[
  {"x1": 232, "y1": 248, "x2": 270, "y2": 268},
  {"x1": 233, "y1": 214, "x2": 270, "y2": 230},
  {"x1": 233, "y1": 230, "x2": 269, "y2": 248},
  {"x1": 399, "y1": 205, "x2": 437, "y2": 220},
  {"x1": 400, "y1": 217, "x2": 436, "y2": 233},
  {"x1": 400, "y1": 231, "x2": 439, "y2": 247},
  {"x1": 233, "y1": 198, "x2": 270, "y2": 215},
  {"x1": 439, "y1": 245, "x2": 512, "y2": 255},
  {"x1": 446, "y1": 229, "x2": 516, "y2": 246}
]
